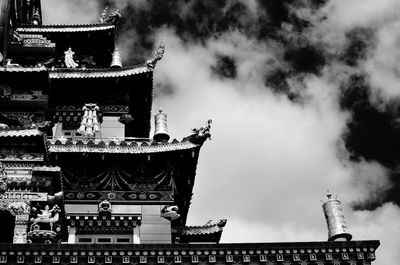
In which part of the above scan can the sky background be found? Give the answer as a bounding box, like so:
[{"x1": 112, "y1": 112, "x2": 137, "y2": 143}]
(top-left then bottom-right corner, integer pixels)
[{"x1": 41, "y1": 0, "x2": 400, "y2": 264}]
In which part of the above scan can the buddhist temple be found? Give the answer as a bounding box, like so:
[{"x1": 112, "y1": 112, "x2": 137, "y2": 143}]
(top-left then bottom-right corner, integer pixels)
[{"x1": 0, "y1": 1, "x2": 379, "y2": 264}]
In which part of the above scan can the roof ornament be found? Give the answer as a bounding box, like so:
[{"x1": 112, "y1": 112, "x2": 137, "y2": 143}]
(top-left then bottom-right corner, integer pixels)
[
  {"x1": 77, "y1": 103, "x2": 100, "y2": 136},
  {"x1": 110, "y1": 48, "x2": 122, "y2": 68},
  {"x1": 153, "y1": 108, "x2": 170, "y2": 142},
  {"x1": 161, "y1": 205, "x2": 180, "y2": 221},
  {"x1": 98, "y1": 200, "x2": 112, "y2": 217},
  {"x1": 32, "y1": 8, "x2": 41, "y2": 25},
  {"x1": 322, "y1": 191, "x2": 352, "y2": 241},
  {"x1": 146, "y1": 39, "x2": 166, "y2": 70},
  {"x1": 99, "y1": 7, "x2": 121, "y2": 25},
  {"x1": 64, "y1": 48, "x2": 78, "y2": 68},
  {"x1": 98, "y1": 6, "x2": 109, "y2": 23},
  {"x1": 184, "y1": 119, "x2": 212, "y2": 144}
]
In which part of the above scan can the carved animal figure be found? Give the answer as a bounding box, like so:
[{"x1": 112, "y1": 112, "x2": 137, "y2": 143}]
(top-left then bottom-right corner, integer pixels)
[
  {"x1": 30, "y1": 205, "x2": 60, "y2": 231},
  {"x1": 161, "y1": 205, "x2": 180, "y2": 221}
]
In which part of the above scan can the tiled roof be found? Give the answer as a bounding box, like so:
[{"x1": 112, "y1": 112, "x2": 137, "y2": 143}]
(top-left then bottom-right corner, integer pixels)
[
  {"x1": 0, "y1": 129, "x2": 42, "y2": 137},
  {"x1": 47, "y1": 138, "x2": 200, "y2": 154},
  {"x1": 183, "y1": 219, "x2": 227, "y2": 236},
  {"x1": 0, "y1": 66, "x2": 47, "y2": 72},
  {"x1": 16, "y1": 24, "x2": 115, "y2": 33},
  {"x1": 49, "y1": 65, "x2": 151, "y2": 79}
]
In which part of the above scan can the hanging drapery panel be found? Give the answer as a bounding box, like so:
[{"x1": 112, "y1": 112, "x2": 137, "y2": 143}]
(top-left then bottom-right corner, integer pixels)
[{"x1": 61, "y1": 161, "x2": 174, "y2": 202}]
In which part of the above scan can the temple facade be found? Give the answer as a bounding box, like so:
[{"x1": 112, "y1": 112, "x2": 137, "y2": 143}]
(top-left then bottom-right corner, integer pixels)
[{"x1": 0, "y1": 1, "x2": 379, "y2": 264}]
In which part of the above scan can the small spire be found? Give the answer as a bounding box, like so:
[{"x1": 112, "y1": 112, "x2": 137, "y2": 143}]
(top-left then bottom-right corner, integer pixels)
[
  {"x1": 110, "y1": 48, "x2": 122, "y2": 68},
  {"x1": 322, "y1": 191, "x2": 352, "y2": 241},
  {"x1": 153, "y1": 107, "x2": 170, "y2": 142},
  {"x1": 32, "y1": 8, "x2": 41, "y2": 25},
  {"x1": 99, "y1": 6, "x2": 109, "y2": 23},
  {"x1": 326, "y1": 190, "x2": 332, "y2": 200}
]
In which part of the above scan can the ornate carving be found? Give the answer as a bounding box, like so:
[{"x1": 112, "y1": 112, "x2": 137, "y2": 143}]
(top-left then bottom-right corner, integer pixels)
[
  {"x1": 30, "y1": 204, "x2": 60, "y2": 231},
  {"x1": 0, "y1": 83, "x2": 11, "y2": 99},
  {"x1": 184, "y1": 119, "x2": 212, "y2": 144},
  {"x1": 98, "y1": 200, "x2": 112, "y2": 216},
  {"x1": 13, "y1": 214, "x2": 30, "y2": 244},
  {"x1": 147, "y1": 40, "x2": 166, "y2": 69},
  {"x1": 0, "y1": 112, "x2": 48, "y2": 129},
  {"x1": 0, "y1": 162, "x2": 7, "y2": 192},
  {"x1": 8, "y1": 201, "x2": 30, "y2": 216},
  {"x1": 64, "y1": 48, "x2": 78, "y2": 68},
  {"x1": 98, "y1": 6, "x2": 109, "y2": 23},
  {"x1": 161, "y1": 205, "x2": 180, "y2": 221}
]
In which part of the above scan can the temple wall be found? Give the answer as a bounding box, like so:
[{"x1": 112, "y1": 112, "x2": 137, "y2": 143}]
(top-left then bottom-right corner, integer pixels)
[{"x1": 140, "y1": 205, "x2": 171, "y2": 244}]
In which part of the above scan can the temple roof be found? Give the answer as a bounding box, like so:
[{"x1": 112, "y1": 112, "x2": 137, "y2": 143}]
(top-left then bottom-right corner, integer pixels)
[
  {"x1": 15, "y1": 24, "x2": 115, "y2": 33},
  {"x1": 47, "y1": 138, "x2": 200, "y2": 154}
]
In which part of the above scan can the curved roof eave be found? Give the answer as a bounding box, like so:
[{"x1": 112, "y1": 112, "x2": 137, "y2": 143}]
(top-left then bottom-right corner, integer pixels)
[{"x1": 15, "y1": 23, "x2": 115, "y2": 33}]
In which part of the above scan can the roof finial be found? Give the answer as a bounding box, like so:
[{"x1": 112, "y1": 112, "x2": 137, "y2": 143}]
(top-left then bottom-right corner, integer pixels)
[
  {"x1": 99, "y1": 6, "x2": 109, "y2": 23},
  {"x1": 64, "y1": 48, "x2": 78, "y2": 68},
  {"x1": 322, "y1": 191, "x2": 352, "y2": 242},
  {"x1": 110, "y1": 48, "x2": 122, "y2": 68},
  {"x1": 32, "y1": 8, "x2": 41, "y2": 25},
  {"x1": 153, "y1": 107, "x2": 170, "y2": 142}
]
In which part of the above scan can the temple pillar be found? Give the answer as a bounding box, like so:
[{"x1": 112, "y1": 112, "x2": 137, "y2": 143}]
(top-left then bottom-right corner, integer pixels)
[
  {"x1": 133, "y1": 225, "x2": 140, "y2": 244},
  {"x1": 8, "y1": 202, "x2": 31, "y2": 244},
  {"x1": 68, "y1": 226, "x2": 76, "y2": 243}
]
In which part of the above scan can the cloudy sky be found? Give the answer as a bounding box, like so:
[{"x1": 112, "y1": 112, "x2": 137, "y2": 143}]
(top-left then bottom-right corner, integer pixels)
[{"x1": 42, "y1": 0, "x2": 400, "y2": 264}]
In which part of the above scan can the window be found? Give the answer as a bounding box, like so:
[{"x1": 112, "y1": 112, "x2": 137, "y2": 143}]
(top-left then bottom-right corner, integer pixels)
[
  {"x1": 116, "y1": 238, "x2": 131, "y2": 243},
  {"x1": 78, "y1": 238, "x2": 92, "y2": 243},
  {"x1": 97, "y1": 238, "x2": 112, "y2": 243}
]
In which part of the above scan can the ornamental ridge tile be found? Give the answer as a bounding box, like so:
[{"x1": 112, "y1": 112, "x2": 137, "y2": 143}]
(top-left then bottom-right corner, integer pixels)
[
  {"x1": 183, "y1": 220, "x2": 227, "y2": 236},
  {"x1": 47, "y1": 140, "x2": 200, "y2": 154},
  {"x1": 15, "y1": 24, "x2": 115, "y2": 33},
  {"x1": 32, "y1": 166, "x2": 61, "y2": 172},
  {"x1": 0, "y1": 129, "x2": 42, "y2": 137},
  {"x1": 49, "y1": 65, "x2": 151, "y2": 79}
]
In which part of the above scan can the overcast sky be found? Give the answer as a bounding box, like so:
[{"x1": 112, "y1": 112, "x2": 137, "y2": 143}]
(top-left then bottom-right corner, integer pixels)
[{"x1": 41, "y1": 1, "x2": 400, "y2": 264}]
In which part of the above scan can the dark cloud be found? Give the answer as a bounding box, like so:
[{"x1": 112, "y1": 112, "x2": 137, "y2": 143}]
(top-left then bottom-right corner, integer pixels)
[
  {"x1": 284, "y1": 45, "x2": 326, "y2": 75},
  {"x1": 341, "y1": 28, "x2": 376, "y2": 67},
  {"x1": 339, "y1": 73, "x2": 400, "y2": 209},
  {"x1": 211, "y1": 55, "x2": 237, "y2": 80}
]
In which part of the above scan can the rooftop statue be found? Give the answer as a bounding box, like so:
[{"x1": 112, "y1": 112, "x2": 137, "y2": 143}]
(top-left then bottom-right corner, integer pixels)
[{"x1": 64, "y1": 48, "x2": 78, "y2": 68}]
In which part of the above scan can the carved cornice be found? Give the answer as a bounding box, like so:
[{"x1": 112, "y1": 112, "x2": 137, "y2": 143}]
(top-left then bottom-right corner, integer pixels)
[{"x1": 0, "y1": 241, "x2": 379, "y2": 264}]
